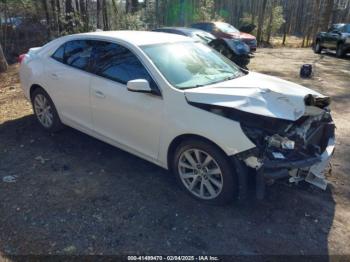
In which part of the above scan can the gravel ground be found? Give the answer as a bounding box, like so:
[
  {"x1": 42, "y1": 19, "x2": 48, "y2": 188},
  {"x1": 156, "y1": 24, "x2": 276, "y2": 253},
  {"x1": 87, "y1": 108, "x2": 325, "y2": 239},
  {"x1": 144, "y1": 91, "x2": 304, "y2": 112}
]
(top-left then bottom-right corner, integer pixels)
[{"x1": 0, "y1": 48, "x2": 349, "y2": 257}]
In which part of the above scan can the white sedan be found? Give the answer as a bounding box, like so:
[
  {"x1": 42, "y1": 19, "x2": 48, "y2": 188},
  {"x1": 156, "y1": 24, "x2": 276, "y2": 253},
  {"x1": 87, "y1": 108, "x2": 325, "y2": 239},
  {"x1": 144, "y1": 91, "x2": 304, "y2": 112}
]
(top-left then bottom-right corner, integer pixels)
[{"x1": 19, "y1": 31, "x2": 335, "y2": 205}]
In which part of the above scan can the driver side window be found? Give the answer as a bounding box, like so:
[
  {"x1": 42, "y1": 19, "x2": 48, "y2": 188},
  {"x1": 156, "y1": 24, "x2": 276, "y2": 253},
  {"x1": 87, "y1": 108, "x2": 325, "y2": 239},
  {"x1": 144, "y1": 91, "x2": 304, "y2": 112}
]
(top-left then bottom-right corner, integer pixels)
[
  {"x1": 328, "y1": 26, "x2": 336, "y2": 32},
  {"x1": 90, "y1": 41, "x2": 158, "y2": 92}
]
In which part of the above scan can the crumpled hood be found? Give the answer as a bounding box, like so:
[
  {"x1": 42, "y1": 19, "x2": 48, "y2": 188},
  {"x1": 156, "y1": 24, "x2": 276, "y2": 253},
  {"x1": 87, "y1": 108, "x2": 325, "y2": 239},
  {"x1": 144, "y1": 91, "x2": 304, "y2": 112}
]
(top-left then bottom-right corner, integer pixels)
[{"x1": 184, "y1": 72, "x2": 325, "y2": 121}]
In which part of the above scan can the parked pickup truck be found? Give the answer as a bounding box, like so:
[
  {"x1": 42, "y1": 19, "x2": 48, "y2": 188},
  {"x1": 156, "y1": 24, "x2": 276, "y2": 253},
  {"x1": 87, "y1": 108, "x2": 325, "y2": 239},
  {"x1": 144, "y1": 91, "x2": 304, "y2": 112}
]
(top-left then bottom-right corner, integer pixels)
[{"x1": 314, "y1": 23, "x2": 350, "y2": 57}]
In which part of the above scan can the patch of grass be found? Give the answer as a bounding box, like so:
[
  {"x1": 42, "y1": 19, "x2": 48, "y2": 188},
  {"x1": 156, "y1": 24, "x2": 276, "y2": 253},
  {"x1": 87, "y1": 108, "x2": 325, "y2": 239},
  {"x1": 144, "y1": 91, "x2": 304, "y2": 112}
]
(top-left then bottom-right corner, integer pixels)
[{"x1": 269, "y1": 35, "x2": 311, "y2": 48}]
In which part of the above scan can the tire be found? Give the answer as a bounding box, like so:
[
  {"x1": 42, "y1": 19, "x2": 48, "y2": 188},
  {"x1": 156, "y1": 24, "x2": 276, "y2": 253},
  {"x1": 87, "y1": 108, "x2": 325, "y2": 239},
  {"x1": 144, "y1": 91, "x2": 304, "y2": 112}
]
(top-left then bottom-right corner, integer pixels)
[
  {"x1": 314, "y1": 41, "x2": 322, "y2": 54},
  {"x1": 172, "y1": 139, "x2": 237, "y2": 205},
  {"x1": 336, "y1": 43, "x2": 345, "y2": 58},
  {"x1": 31, "y1": 88, "x2": 64, "y2": 132}
]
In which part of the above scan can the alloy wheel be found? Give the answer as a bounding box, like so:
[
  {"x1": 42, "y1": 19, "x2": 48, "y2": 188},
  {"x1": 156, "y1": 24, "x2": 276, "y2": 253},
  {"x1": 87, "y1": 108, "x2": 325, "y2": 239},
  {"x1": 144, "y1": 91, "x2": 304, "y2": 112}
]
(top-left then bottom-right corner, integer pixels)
[
  {"x1": 178, "y1": 148, "x2": 223, "y2": 200},
  {"x1": 33, "y1": 94, "x2": 54, "y2": 128}
]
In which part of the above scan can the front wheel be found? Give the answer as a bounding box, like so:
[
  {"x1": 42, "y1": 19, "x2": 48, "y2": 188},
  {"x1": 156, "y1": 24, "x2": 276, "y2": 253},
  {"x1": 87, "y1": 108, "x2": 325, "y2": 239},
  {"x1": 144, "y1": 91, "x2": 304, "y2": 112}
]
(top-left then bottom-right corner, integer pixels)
[
  {"x1": 173, "y1": 139, "x2": 237, "y2": 205},
  {"x1": 314, "y1": 41, "x2": 322, "y2": 54}
]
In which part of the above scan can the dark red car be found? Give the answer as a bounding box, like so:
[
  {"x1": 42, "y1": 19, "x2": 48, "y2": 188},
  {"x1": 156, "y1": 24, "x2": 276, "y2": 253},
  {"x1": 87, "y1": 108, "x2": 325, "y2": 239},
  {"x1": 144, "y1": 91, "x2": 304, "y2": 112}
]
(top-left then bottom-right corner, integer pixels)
[{"x1": 191, "y1": 21, "x2": 257, "y2": 52}]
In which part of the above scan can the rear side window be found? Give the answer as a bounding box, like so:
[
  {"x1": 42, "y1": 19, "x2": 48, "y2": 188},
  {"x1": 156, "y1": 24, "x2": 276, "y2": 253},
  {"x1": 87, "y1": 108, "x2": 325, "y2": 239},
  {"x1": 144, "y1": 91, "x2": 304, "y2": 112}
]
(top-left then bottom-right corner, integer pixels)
[
  {"x1": 51, "y1": 40, "x2": 93, "y2": 71},
  {"x1": 64, "y1": 40, "x2": 93, "y2": 70},
  {"x1": 52, "y1": 45, "x2": 64, "y2": 62},
  {"x1": 192, "y1": 23, "x2": 205, "y2": 30},
  {"x1": 91, "y1": 41, "x2": 157, "y2": 90}
]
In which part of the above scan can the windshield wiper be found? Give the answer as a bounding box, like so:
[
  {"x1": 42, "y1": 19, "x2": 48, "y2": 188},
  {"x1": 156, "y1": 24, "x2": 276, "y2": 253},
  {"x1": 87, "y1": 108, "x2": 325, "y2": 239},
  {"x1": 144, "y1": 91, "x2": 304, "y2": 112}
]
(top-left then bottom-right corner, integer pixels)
[{"x1": 181, "y1": 84, "x2": 205, "y2": 89}]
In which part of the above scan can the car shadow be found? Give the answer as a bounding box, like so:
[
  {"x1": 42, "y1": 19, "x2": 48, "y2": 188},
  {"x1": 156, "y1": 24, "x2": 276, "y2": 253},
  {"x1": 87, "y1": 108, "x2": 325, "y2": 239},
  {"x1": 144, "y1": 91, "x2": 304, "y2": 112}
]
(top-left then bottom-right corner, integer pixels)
[{"x1": 0, "y1": 115, "x2": 336, "y2": 257}]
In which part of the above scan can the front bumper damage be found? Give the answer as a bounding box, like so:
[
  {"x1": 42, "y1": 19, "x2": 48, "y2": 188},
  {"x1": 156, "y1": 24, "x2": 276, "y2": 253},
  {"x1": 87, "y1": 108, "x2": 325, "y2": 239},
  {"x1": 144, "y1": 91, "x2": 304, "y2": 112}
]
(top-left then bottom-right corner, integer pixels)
[
  {"x1": 237, "y1": 105, "x2": 336, "y2": 199},
  {"x1": 186, "y1": 90, "x2": 335, "y2": 199}
]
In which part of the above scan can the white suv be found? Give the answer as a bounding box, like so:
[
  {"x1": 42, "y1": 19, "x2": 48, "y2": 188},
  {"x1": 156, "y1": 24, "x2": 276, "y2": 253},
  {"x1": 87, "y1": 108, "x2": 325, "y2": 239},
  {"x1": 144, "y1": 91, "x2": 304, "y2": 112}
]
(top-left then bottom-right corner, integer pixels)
[{"x1": 19, "y1": 31, "x2": 335, "y2": 205}]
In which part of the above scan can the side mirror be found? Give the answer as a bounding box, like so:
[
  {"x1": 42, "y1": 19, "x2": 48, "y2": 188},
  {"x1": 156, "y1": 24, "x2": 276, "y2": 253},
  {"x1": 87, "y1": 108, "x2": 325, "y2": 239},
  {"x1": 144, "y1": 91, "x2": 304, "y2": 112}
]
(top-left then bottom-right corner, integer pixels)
[{"x1": 127, "y1": 79, "x2": 152, "y2": 93}]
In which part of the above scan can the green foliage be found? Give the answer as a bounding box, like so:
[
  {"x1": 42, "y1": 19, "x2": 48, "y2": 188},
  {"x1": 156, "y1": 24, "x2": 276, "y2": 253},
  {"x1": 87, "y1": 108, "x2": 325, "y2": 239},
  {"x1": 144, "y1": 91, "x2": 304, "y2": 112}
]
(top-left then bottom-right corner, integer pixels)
[
  {"x1": 59, "y1": 12, "x2": 85, "y2": 35},
  {"x1": 263, "y1": 5, "x2": 285, "y2": 37},
  {"x1": 194, "y1": 0, "x2": 223, "y2": 22},
  {"x1": 109, "y1": 0, "x2": 145, "y2": 30},
  {"x1": 120, "y1": 13, "x2": 145, "y2": 30},
  {"x1": 140, "y1": 0, "x2": 157, "y2": 29}
]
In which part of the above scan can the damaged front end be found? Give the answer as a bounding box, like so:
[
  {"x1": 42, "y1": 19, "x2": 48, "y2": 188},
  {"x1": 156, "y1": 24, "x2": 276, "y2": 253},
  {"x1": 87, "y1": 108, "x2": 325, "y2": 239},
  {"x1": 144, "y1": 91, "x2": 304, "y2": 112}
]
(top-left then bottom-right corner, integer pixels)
[
  {"x1": 190, "y1": 94, "x2": 335, "y2": 199},
  {"x1": 237, "y1": 96, "x2": 335, "y2": 197}
]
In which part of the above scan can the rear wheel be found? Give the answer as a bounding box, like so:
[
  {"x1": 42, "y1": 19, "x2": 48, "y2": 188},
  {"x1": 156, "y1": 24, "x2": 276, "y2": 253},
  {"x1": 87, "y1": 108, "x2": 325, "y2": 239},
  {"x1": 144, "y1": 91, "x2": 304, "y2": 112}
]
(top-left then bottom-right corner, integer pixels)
[
  {"x1": 173, "y1": 139, "x2": 237, "y2": 205},
  {"x1": 336, "y1": 43, "x2": 345, "y2": 58},
  {"x1": 31, "y1": 88, "x2": 64, "y2": 132}
]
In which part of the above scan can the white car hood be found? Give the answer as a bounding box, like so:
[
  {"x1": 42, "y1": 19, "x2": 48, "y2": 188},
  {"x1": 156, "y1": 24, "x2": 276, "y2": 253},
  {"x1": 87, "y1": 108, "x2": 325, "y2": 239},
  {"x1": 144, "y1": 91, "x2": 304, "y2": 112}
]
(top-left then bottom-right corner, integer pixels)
[{"x1": 184, "y1": 72, "x2": 325, "y2": 121}]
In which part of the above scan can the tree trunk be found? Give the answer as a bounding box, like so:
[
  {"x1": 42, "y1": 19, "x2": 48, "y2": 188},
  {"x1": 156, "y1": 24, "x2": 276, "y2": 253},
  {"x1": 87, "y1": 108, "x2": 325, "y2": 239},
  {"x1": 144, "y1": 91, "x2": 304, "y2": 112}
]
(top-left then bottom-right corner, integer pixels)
[
  {"x1": 2, "y1": 0, "x2": 8, "y2": 53},
  {"x1": 256, "y1": 0, "x2": 267, "y2": 44},
  {"x1": 97, "y1": 0, "x2": 101, "y2": 29},
  {"x1": 179, "y1": 0, "x2": 185, "y2": 26},
  {"x1": 75, "y1": 0, "x2": 80, "y2": 13},
  {"x1": 266, "y1": 0, "x2": 276, "y2": 44},
  {"x1": 251, "y1": 0, "x2": 256, "y2": 25},
  {"x1": 102, "y1": 0, "x2": 109, "y2": 30},
  {"x1": 320, "y1": 0, "x2": 334, "y2": 30},
  {"x1": 126, "y1": 0, "x2": 138, "y2": 13},
  {"x1": 0, "y1": 43, "x2": 8, "y2": 73},
  {"x1": 50, "y1": 0, "x2": 58, "y2": 36},
  {"x1": 56, "y1": 0, "x2": 63, "y2": 34},
  {"x1": 42, "y1": 0, "x2": 51, "y2": 39},
  {"x1": 282, "y1": 0, "x2": 291, "y2": 46},
  {"x1": 65, "y1": 0, "x2": 75, "y2": 33},
  {"x1": 79, "y1": 0, "x2": 88, "y2": 31}
]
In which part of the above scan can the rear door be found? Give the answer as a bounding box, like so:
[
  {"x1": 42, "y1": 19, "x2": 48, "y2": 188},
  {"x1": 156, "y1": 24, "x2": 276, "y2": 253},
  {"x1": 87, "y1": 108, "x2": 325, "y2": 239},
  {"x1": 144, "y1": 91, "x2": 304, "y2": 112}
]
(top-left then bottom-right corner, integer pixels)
[
  {"x1": 89, "y1": 41, "x2": 163, "y2": 160},
  {"x1": 45, "y1": 40, "x2": 94, "y2": 131}
]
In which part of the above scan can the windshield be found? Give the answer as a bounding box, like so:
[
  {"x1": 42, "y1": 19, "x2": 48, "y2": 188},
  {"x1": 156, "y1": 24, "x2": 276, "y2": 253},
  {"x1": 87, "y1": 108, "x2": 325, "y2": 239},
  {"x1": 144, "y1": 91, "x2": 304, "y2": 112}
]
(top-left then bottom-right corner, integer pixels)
[
  {"x1": 192, "y1": 32, "x2": 216, "y2": 44},
  {"x1": 141, "y1": 42, "x2": 244, "y2": 89},
  {"x1": 343, "y1": 24, "x2": 350, "y2": 33},
  {"x1": 215, "y1": 22, "x2": 240, "y2": 34}
]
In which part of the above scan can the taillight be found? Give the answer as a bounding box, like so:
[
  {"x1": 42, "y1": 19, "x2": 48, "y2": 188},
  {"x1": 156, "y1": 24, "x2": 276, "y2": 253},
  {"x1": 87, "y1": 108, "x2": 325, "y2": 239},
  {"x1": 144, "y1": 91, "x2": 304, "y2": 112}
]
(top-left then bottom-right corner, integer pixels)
[{"x1": 18, "y1": 54, "x2": 26, "y2": 64}]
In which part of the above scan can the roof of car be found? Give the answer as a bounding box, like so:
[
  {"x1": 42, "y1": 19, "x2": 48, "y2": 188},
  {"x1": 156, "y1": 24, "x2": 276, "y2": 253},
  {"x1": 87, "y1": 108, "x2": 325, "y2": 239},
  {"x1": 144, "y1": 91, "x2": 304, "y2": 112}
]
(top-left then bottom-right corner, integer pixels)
[
  {"x1": 192, "y1": 22, "x2": 214, "y2": 24},
  {"x1": 70, "y1": 30, "x2": 192, "y2": 46},
  {"x1": 155, "y1": 27, "x2": 206, "y2": 34}
]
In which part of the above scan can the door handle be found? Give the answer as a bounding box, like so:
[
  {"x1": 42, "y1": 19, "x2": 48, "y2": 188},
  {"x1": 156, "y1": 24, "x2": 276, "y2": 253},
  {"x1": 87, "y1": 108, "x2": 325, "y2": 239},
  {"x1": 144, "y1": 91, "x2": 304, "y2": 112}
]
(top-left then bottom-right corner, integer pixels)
[
  {"x1": 50, "y1": 73, "x2": 59, "y2": 79},
  {"x1": 94, "y1": 90, "x2": 106, "y2": 98}
]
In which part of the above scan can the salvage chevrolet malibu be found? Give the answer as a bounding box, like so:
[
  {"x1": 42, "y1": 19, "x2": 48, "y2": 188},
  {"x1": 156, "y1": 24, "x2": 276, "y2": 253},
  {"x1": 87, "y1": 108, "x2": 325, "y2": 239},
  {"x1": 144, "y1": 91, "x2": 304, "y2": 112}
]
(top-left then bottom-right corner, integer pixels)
[{"x1": 19, "y1": 31, "x2": 335, "y2": 205}]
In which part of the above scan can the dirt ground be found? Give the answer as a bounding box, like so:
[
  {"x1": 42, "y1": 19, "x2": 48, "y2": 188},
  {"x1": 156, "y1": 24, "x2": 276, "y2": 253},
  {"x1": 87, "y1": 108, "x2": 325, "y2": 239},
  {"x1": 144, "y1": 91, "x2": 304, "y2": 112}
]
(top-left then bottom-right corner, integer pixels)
[{"x1": 0, "y1": 48, "x2": 349, "y2": 257}]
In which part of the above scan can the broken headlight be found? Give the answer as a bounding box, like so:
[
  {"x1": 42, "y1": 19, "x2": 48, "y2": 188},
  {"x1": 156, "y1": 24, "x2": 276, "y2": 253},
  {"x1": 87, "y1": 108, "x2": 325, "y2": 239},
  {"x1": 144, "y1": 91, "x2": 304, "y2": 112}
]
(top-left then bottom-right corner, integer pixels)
[
  {"x1": 240, "y1": 117, "x2": 293, "y2": 149},
  {"x1": 267, "y1": 134, "x2": 295, "y2": 150}
]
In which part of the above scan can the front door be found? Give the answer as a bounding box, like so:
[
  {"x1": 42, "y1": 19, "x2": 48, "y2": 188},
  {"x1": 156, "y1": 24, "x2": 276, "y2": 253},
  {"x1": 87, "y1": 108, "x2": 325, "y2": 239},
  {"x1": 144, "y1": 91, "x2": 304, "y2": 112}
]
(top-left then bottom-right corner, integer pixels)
[{"x1": 89, "y1": 41, "x2": 163, "y2": 160}]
